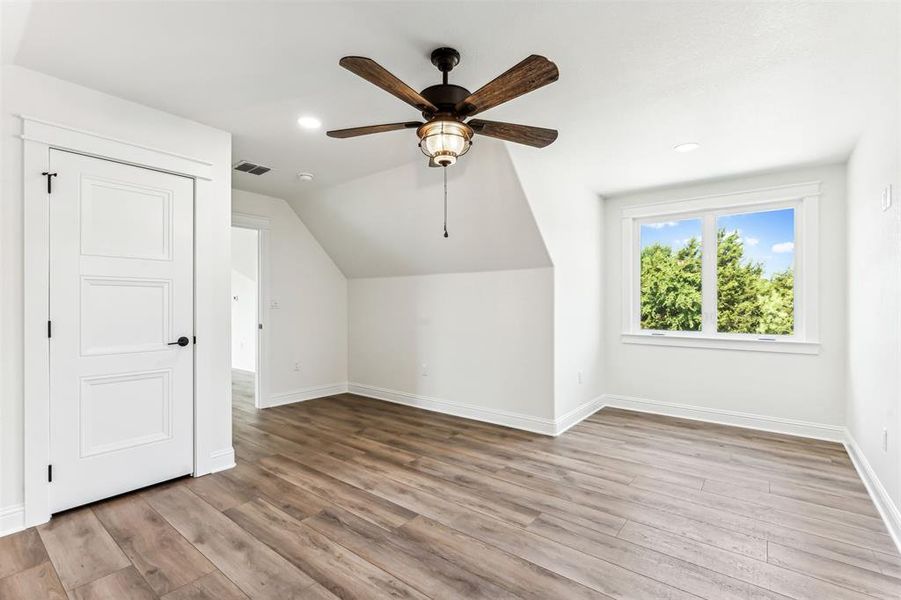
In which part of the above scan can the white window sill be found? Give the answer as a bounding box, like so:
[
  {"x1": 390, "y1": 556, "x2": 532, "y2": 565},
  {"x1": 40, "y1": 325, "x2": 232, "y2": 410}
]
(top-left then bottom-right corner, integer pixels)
[{"x1": 621, "y1": 332, "x2": 820, "y2": 355}]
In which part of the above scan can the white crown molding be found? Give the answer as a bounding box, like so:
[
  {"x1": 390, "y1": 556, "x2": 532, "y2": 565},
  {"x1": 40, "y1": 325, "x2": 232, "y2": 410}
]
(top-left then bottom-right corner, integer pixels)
[
  {"x1": 263, "y1": 383, "x2": 349, "y2": 408},
  {"x1": 844, "y1": 432, "x2": 901, "y2": 555},
  {"x1": 0, "y1": 504, "x2": 25, "y2": 537}
]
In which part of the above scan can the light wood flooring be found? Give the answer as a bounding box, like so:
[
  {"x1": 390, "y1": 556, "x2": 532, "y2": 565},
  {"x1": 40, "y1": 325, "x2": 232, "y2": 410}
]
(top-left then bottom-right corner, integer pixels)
[{"x1": 1, "y1": 370, "x2": 899, "y2": 599}]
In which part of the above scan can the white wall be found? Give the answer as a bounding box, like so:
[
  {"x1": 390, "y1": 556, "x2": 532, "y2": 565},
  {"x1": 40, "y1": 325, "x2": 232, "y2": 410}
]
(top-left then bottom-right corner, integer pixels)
[
  {"x1": 231, "y1": 227, "x2": 258, "y2": 373},
  {"x1": 348, "y1": 269, "x2": 555, "y2": 426},
  {"x1": 845, "y1": 3, "x2": 901, "y2": 535},
  {"x1": 288, "y1": 142, "x2": 551, "y2": 278},
  {"x1": 509, "y1": 149, "x2": 605, "y2": 419},
  {"x1": 0, "y1": 66, "x2": 232, "y2": 533},
  {"x1": 232, "y1": 189, "x2": 347, "y2": 404},
  {"x1": 603, "y1": 164, "x2": 847, "y2": 428}
]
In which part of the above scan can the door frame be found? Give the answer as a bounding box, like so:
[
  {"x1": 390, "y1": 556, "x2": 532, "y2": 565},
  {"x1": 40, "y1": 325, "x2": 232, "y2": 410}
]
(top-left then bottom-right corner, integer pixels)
[
  {"x1": 21, "y1": 116, "x2": 219, "y2": 528},
  {"x1": 231, "y1": 213, "x2": 271, "y2": 409}
]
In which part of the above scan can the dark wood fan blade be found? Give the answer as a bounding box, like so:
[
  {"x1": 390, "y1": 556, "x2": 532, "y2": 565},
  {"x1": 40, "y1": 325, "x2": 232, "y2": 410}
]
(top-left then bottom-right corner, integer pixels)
[
  {"x1": 455, "y1": 55, "x2": 558, "y2": 117},
  {"x1": 339, "y1": 56, "x2": 438, "y2": 114},
  {"x1": 468, "y1": 119, "x2": 558, "y2": 148},
  {"x1": 327, "y1": 122, "x2": 422, "y2": 138}
]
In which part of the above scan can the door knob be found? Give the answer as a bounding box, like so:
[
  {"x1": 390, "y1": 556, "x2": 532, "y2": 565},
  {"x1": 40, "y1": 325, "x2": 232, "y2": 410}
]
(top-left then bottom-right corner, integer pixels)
[{"x1": 168, "y1": 336, "x2": 190, "y2": 347}]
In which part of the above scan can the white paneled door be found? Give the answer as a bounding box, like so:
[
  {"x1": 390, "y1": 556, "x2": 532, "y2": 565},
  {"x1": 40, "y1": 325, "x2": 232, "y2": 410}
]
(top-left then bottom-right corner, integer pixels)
[{"x1": 48, "y1": 150, "x2": 194, "y2": 513}]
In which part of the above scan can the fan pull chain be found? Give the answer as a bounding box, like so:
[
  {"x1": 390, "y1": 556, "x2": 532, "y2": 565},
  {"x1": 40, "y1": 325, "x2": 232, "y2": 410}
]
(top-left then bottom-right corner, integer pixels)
[{"x1": 443, "y1": 165, "x2": 449, "y2": 238}]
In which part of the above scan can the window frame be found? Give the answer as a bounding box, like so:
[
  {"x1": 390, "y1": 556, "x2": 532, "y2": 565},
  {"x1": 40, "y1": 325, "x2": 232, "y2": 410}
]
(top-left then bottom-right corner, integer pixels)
[{"x1": 621, "y1": 181, "x2": 820, "y2": 354}]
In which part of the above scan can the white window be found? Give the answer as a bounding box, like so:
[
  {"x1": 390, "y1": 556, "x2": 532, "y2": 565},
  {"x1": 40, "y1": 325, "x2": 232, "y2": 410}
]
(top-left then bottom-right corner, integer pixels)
[{"x1": 621, "y1": 182, "x2": 819, "y2": 354}]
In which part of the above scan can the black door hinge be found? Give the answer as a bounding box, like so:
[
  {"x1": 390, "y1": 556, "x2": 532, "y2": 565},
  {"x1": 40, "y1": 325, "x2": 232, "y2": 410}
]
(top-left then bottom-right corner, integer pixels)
[
  {"x1": 193, "y1": 336, "x2": 197, "y2": 345},
  {"x1": 47, "y1": 320, "x2": 52, "y2": 338},
  {"x1": 41, "y1": 172, "x2": 58, "y2": 194},
  {"x1": 48, "y1": 465, "x2": 52, "y2": 482}
]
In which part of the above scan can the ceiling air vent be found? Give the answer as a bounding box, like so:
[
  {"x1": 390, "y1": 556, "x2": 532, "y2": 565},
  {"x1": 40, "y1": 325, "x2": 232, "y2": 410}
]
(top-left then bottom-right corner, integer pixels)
[{"x1": 233, "y1": 160, "x2": 271, "y2": 175}]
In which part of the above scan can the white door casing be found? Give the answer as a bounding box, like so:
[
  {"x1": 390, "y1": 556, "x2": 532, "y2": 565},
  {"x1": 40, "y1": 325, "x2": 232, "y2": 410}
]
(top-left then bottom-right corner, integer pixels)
[
  {"x1": 22, "y1": 115, "x2": 230, "y2": 531},
  {"x1": 48, "y1": 149, "x2": 194, "y2": 513},
  {"x1": 231, "y1": 212, "x2": 271, "y2": 409}
]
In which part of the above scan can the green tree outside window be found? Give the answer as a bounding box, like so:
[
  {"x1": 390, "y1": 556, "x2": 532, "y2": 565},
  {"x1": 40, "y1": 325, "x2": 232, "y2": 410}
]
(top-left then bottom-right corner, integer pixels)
[{"x1": 640, "y1": 230, "x2": 793, "y2": 335}]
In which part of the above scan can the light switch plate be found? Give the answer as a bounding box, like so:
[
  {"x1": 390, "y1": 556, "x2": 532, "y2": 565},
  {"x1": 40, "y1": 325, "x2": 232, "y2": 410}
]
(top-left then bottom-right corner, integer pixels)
[
  {"x1": 270, "y1": 299, "x2": 280, "y2": 309},
  {"x1": 882, "y1": 185, "x2": 892, "y2": 211}
]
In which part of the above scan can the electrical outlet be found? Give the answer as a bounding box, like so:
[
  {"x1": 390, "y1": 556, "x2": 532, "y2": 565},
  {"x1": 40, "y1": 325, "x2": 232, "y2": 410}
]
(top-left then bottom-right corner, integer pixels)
[
  {"x1": 420, "y1": 363, "x2": 428, "y2": 377},
  {"x1": 882, "y1": 185, "x2": 893, "y2": 212},
  {"x1": 294, "y1": 362, "x2": 301, "y2": 372},
  {"x1": 883, "y1": 428, "x2": 888, "y2": 452}
]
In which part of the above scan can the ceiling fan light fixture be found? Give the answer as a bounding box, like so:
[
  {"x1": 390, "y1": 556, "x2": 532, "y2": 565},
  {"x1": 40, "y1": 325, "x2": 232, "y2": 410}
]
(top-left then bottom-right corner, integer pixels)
[{"x1": 418, "y1": 119, "x2": 472, "y2": 167}]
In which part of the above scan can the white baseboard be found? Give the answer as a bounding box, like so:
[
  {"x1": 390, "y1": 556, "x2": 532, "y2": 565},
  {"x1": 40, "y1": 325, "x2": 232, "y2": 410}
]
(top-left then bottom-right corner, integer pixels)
[
  {"x1": 0, "y1": 504, "x2": 25, "y2": 537},
  {"x1": 347, "y1": 383, "x2": 604, "y2": 437},
  {"x1": 602, "y1": 393, "x2": 846, "y2": 443},
  {"x1": 206, "y1": 447, "x2": 236, "y2": 474},
  {"x1": 554, "y1": 397, "x2": 606, "y2": 435},
  {"x1": 263, "y1": 383, "x2": 349, "y2": 408},
  {"x1": 844, "y1": 432, "x2": 901, "y2": 554},
  {"x1": 348, "y1": 383, "x2": 560, "y2": 435}
]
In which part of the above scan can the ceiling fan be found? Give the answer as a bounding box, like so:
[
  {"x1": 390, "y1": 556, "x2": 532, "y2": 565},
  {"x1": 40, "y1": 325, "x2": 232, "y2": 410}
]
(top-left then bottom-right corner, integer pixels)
[{"x1": 327, "y1": 47, "x2": 559, "y2": 167}]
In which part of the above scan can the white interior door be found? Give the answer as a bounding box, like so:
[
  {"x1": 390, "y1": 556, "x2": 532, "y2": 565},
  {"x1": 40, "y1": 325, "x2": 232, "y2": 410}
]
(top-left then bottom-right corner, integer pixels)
[{"x1": 49, "y1": 149, "x2": 194, "y2": 513}]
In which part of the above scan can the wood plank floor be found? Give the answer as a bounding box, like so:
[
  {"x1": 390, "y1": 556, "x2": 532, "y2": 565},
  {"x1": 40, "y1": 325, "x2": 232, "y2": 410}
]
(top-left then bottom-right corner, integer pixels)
[{"x1": 1, "y1": 371, "x2": 899, "y2": 599}]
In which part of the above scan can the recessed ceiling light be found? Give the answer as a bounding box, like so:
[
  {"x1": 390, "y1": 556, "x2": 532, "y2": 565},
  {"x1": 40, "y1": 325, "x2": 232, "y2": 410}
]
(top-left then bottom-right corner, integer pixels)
[
  {"x1": 673, "y1": 142, "x2": 700, "y2": 153},
  {"x1": 297, "y1": 172, "x2": 314, "y2": 182},
  {"x1": 297, "y1": 116, "x2": 322, "y2": 130}
]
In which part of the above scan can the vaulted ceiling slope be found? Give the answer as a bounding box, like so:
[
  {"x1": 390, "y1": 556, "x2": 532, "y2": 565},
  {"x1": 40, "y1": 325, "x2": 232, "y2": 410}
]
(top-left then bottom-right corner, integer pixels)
[
  {"x1": 3, "y1": 1, "x2": 894, "y2": 201},
  {"x1": 285, "y1": 140, "x2": 551, "y2": 278}
]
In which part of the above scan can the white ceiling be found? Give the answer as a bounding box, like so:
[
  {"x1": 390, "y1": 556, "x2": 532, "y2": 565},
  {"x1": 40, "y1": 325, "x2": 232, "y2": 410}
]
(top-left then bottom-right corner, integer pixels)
[{"x1": 4, "y1": 1, "x2": 896, "y2": 201}]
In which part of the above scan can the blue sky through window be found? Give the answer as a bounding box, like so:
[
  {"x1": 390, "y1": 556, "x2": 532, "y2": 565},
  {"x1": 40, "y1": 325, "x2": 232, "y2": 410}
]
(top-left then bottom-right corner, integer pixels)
[
  {"x1": 640, "y1": 218, "x2": 701, "y2": 251},
  {"x1": 717, "y1": 208, "x2": 794, "y2": 277},
  {"x1": 640, "y1": 208, "x2": 794, "y2": 277}
]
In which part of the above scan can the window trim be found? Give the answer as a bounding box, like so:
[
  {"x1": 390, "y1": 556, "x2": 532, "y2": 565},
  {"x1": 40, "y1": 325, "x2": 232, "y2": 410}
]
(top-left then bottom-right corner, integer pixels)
[{"x1": 621, "y1": 181, "x2": 820, "y2": 354}]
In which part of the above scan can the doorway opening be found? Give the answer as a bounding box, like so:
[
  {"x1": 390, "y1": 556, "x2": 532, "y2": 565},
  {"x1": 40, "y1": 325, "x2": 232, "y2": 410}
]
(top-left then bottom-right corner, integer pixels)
[{"x1": 231, "y1": 226, "x2": 260, "y2": 409}]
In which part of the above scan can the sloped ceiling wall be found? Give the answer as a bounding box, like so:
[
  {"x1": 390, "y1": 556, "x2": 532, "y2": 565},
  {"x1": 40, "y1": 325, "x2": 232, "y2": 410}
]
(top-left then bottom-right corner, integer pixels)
[
  {"x1": 285, "y1": 140, "x2": 551, "y2": 278},
  {"x1": 507, "y1": 147, "x2": 605, "y2": 418}
]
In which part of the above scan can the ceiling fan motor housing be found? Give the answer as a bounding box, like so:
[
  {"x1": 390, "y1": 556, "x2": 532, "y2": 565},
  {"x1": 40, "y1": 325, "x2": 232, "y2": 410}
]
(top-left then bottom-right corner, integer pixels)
[{"x1": 419, "y1": 85, "x2": 471, "y2": 116}]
